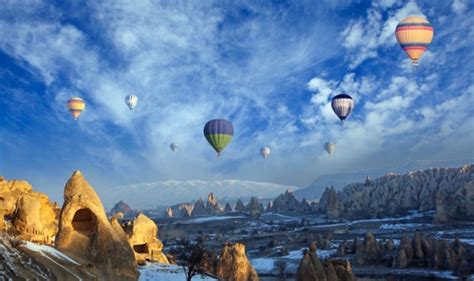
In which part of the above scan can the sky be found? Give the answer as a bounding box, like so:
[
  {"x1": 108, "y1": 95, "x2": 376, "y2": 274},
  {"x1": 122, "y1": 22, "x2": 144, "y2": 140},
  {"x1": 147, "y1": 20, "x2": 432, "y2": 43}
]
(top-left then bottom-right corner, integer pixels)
[{"x1": 1, "y1": 0, "x2": 473, "y2": 204}]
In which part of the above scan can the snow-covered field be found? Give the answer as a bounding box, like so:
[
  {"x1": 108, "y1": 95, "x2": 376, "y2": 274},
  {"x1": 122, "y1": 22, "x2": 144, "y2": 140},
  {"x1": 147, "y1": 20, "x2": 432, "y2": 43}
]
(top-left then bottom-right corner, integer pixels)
[
  {"x1": 251, "y1": 248, "x2": 336, "y2": 275},
  {"x1": 182, "y1": 215, "x2": 245, "y2": 224},
  {"x1": 379, "y1": 223, "x2": 430, "y2": 230},
  {"x1": 138, "y1": 263, "x2": 216, "y2": 280}
]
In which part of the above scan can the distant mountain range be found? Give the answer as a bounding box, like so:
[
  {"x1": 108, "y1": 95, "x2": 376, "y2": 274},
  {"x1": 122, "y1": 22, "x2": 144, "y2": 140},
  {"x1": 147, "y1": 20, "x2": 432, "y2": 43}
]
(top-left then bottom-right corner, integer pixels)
[{"x1": 102, "y1": 180, "x2": 299, "y2": 209}]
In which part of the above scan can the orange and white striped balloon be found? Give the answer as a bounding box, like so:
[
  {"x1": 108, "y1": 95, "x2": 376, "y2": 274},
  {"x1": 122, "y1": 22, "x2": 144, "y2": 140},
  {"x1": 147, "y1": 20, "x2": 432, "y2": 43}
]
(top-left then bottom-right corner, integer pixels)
[
  {"x1": 395, "y1": 16, "x2": 434, "y2": 66},
  {"x1": 67, "y1": 97, "x2": 85, "y2": 120}
]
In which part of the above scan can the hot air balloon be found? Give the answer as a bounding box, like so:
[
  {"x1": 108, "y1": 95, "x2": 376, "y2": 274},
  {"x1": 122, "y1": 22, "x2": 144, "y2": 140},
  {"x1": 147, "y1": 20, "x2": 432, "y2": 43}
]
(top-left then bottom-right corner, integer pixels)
[
  {"x1": 125, "y1": 94, "x2": 138, "y2": 110},
  {"x1": 331, "y1": 94, "x2": 354, "y2": 122},
  {"x1": 260, "y1": 147, "x2": 270, "y2": 159},
  {"x1": 67, "y1": 97, "x2": 85, "y2": 120},
  {"x1": 395, "y1": 16, "x2": 434, "y2": 66},
  {"x1": 170, "y1": 143, "x2": 178, "y2": 152},
  {"x1": 324, "y1": 142, "x2": 336, "y2": 156},
  {"x1": 203, "y1": 119, "x2": 234, "y2": 156}
]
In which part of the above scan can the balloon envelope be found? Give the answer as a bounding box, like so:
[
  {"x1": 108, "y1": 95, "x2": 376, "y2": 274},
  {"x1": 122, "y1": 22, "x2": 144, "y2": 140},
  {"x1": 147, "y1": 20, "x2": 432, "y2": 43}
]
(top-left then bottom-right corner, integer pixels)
[
  {"x1": 260, "y1": 147, "x2": 271, "y2": 159},
  {"x1": 203, "y1": 119, "x2": 234, "y2": 155},
  {"x1": 170, "y1": 143, "x2": 178, "y2": 152},
  {"x1": 331, "y1": 94, "x2": 354, "y2": 122},
  {"x1": 324, "y1": 142, "x2": 336, "y2": 156},
  {"x1": 67, "y1": 97, "x2": 85, "y2": 120},
  {"x1": 125, "y1": 94, "x2": 138, "y2": 110},
  {"x1": 395, "y1": 16, "x2": 434, "y2": 65}
]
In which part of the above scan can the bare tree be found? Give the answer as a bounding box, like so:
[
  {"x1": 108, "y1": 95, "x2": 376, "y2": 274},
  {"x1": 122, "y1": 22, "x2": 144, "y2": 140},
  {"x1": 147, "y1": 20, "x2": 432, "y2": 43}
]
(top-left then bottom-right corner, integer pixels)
[
  {"x1": 178, "y1": 242, "x2": 210, "y2": 281},
  {"x1": 273, "y1": 258, "x2": 287, "y2": 278}
]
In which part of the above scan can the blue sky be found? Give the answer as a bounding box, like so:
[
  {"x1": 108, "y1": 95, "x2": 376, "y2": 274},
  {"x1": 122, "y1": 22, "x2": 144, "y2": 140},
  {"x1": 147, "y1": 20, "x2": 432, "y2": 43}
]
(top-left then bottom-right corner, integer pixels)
[{"x1": 1, "y1": 0, "x2": 473, "y2": 204}]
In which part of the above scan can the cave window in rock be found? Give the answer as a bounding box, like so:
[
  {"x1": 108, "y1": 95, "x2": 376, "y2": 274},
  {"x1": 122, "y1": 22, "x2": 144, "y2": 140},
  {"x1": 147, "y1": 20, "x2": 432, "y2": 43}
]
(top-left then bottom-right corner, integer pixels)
[
  {"x1": 133, "y1": 243, "x2": 149, "y2": 254},
  {"x1": 72, "y1": 208, "x2": 97, "y2": 235}
]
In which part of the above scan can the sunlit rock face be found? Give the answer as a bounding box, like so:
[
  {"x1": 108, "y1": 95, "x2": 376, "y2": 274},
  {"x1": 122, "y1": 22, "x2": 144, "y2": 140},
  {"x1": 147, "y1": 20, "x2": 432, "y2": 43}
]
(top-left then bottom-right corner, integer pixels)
[
  {"x1": 12, "y1": 191, "x2": 58, "y2": 244},
  {"x1": 55, "y1": 171, "x2": 138, "y2": 280},
  {"x1": 216, "y1": 242, "x2": 259, "y2": 281},
  {"x1": 124, "y1": 213, "x2": 170, "y2": 265},
  {"x1": 0, "y1": 177, "x2": 33, "y2": 218},
  {"x1": 320, "y1": 165, "x2": 474, "y2": 219}
]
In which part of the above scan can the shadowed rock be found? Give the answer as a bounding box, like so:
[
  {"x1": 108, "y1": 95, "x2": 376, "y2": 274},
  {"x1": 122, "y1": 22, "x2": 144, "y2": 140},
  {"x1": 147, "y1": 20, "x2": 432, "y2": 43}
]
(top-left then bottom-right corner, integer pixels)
[{"x1": 215, "y1": 242, "x2": 259, "y2": 281}]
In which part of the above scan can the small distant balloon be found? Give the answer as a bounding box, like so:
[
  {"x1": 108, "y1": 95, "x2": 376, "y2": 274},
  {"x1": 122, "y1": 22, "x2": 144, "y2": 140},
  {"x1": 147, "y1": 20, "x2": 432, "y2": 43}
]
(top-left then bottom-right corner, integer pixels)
[
  {"x1": 331, "y1": 94, "x2": 354, "y2": 122},
  {"x1": 125, "y1": 94, "x2": 138, "y2": 110},
  {"x1": 67, "y1": 97, "x2": 85, "y2": 120},
  {"x1": 324, "y1": 142, "x2": 336, "y2": 156},
  {"x1": 203, "y1": 119, "x2": 234, "y2": 156},
  {"x1": 170, "y1": 143, "x2": 178, "y2": 152},
  {"x1": 260, "y1": 147, "x2": 271, "y2": 159},
  {"x1": 395, "y1": 16, "x2": 434, "y2": 66}
]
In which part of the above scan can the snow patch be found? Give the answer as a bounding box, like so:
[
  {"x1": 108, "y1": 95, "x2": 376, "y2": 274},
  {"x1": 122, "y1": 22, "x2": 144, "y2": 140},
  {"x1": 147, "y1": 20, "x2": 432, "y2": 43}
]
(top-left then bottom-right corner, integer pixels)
[
  {"x1": 139, "y1": 263, "x2": 216, "y2": 280},
  {"x1": 183, "y1": 216, "x2": 245, "y2": 224},
  {"x1": 23, "y1": 241, "x2": 80, "y2": 265}
]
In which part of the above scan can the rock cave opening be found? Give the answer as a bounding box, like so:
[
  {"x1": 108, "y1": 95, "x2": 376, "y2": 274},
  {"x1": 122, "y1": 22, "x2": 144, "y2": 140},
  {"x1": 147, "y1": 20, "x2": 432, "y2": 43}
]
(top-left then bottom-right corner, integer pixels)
[
  {"x1": 133, "y1": 243, "x2": 149, "y2": 254},
  {"x1": 72, "y1": 208, "x2": 97, "y2": 236}
]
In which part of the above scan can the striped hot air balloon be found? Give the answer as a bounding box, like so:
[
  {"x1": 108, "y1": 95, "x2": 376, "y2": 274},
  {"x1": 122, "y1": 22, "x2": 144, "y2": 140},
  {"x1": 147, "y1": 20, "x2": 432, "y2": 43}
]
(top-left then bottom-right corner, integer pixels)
[
  {"x1": 331, "y1": 94, "x2": 354, "y2": 122},
  {"x1": 203, "y1": 119, "x2": 234, "y2": 156},
  {"x1": 67, "y1": 97, "x2": 85, "y2": 120},
  {"x1": 395, "y1": 16, "x2": 434, "y2": 66}
]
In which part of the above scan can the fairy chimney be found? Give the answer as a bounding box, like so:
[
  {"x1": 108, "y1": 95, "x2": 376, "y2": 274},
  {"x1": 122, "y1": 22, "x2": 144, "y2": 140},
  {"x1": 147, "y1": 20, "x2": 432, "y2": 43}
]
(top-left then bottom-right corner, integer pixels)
[
  {"x1": 125, "y1": 213, "x2": 170, "y2": 265},
  {"x1": 55, "y1": 171, "x2": 138, "y2": 280}
]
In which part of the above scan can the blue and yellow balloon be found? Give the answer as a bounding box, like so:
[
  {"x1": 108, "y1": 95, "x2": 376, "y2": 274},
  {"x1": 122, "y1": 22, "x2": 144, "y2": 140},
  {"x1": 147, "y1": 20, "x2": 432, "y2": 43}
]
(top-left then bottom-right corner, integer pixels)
[{"x1": 203, "y1": 119, "x2": 234, "y2": 157}]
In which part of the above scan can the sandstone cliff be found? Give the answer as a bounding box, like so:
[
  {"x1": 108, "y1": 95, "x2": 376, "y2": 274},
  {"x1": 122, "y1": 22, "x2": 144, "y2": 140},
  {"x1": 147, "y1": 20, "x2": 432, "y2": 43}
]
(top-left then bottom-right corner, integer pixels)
[
  {"x1": 269, "y1": 189, "x2": 313, "y2": 214},
  {"x1": 0, "y1": 177, "x2": 33, "y2": 218}
]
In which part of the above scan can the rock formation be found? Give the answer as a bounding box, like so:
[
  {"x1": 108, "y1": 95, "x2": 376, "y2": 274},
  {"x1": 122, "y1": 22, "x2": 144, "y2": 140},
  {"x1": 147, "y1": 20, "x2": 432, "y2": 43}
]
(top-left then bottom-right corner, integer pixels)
[
  {"x1": 296, "y1": 242, "x2": 356, "y2": 281},
  {"x1": 224, "y1": 202, "x2": 233, "y2": 213},
  {"x1": 246, "y1": 197, "x2": 263, "y2": 217},
  {"x1": 215, "y1": 242, "x2": 259, "y2": 281},
  {"x1": 111, "y1": 200, "x2": 136, "y2": 219},
  {"x1": 124, "y1": 213, "x2": 169, "y2": 265},
  {"x1": 319, "y1": 187, "x2": 339, "y2": 219},
  {"x1": 191, "y1": 198, "x2": 207, "y2": 216},
  {"x1": 269, "y1": 189, "x2": 313, "y2": 214},
  {"x1": 55, "y1": 171, "x2": 138, "y2": 280},
  {"x1": 319, "y1": 165, "x2": 474, "y2": 219},
  {"x1": 337, "y1": 232, "x2": 473, "y2": 278},
  {"x1": 235, "y1": 199, "x2": 246, "y2": 212},
  {"x1": 206, "y1": 193, "x2": 223, "y2": 215},
  {"x1": 434, "y1": 192, "x2": 448, "y2": 224},
  {"x1": 165, "y1": 207, "x2": 173, "y2": 218},
  {"x1": 12, "y1": 192, "x2": 58, "y2": 244},
  {"x1": 0, "y1": 177, "x2": 33, "y2": 218}
]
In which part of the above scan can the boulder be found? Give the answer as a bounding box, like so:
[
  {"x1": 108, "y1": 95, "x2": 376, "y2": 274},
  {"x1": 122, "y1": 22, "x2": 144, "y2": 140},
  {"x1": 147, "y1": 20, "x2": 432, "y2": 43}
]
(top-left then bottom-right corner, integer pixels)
[
  {"x1": 216, "y1": 242, "x2": 259, "y2": 281},
  {"x1": 55, "y1": 171, "x2": 138, "y2": 280},
  {"x1": 12, "y1": 192, "x2": 58, "y2": 244},
  {"x1": 355, "y1": 232, "x2": 382, "y2": 265},
  {"x1": 125, "y1": 213, "x2": 169, "y2": 265}
]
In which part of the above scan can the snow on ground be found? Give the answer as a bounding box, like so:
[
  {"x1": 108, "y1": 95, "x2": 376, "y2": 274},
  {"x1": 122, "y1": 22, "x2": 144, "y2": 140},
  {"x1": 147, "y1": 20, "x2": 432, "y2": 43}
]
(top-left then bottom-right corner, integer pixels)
[
  {"x1": 138, "y1": 263, "x2": 216, "y2": 280},
  {"x1": 355, "y1": 268, "x2": 458, "y2": 280},
  {"x1": 182, "y1": 216, "x2": 245, "y2": 224},
  {"x1": 460, "y1": 239, "x2": 474, "y2": 245},
  {"x1": 23, "y1": 241, "x2": 79, "y2": 265},
  {"x1": 379, "y1": 223, "x2": 430, "y2": 230},
  {"x1": 251, "y1": 248, "x2": 336, "y2": 275}
]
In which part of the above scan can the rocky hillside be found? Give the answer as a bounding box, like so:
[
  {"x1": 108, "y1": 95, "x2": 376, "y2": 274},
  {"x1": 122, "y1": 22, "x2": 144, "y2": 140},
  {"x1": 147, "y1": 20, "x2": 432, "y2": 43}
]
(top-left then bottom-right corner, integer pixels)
[{"x1": 319, "y1": 165, "x2": 474, "y2": 219}]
